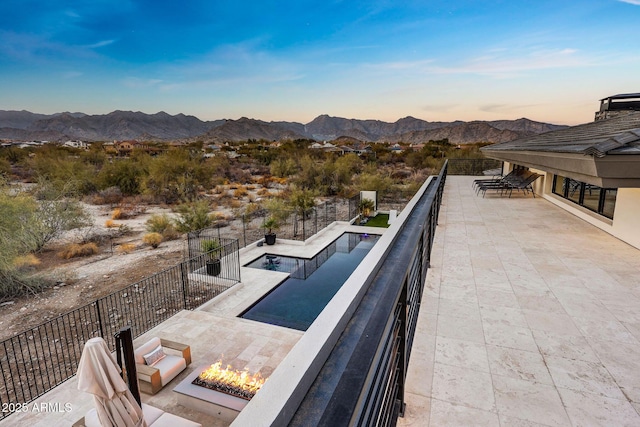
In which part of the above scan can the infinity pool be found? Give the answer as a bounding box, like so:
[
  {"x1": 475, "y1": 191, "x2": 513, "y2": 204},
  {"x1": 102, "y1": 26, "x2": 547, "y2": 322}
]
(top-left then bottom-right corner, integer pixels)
[{"x1": 240, "y1": 232, "x2": 379, "y2": 331}]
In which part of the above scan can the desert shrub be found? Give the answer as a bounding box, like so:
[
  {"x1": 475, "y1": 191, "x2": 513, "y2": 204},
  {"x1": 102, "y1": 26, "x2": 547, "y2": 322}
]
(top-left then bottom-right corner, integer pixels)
[
  {"x1": 28, "y1": 147, "x2": 98, "y2": 195},
  {"x1": 13, "y1": 254, "x2": 40, "y2": 269},
  {"x1": 24, "y1": 182, "x2": 92, "y2": 252},
  {"x1": 116, "y1": 243, "x2": 135, "y2": 254},
  {"x1": 0, "y1": 182, "x2": 54, "y2": 296},
  {"x1": 96, "y1": 158, "x2": 144, "y2": 196},
  {"x1": 119, "y1": 200, "x2": 147, "y2": 217},
  {"x1": 0, "y1": 271, "x2": 52, "y2": 299},
  {"x1": 58, "y1": 243, "x2": 99, "y2": 259},
  {"x1": 142, "y1": 232, "x2": 163, "y2": 248},
  {"x1": 105, "y1": 219, "x2": 118, "y2": 228},
  {"x1": 111, "y1": 208, "x2": 124, "y2": 219},
  {"x1": 256, "y1": 176, "x2": 273, "y2": 188},
  {"x1": 0, "y1": 158, "x2": 10, "y2": 177},
  {"x1": 233, "y1": 187, "x2": 248, "y2": 198},
  {"x1": 142, "y1": 149, "x2": 216, "y2": 203},
  {"x1": 89, "y1": 187, "x2": 124, "y2": 206},
  {"x1": 112, "y1": 224, "x2": 132, "y2": 237},
  {"x1": 146, "y1": 213, "x2": 171, "y2": 232},
  {"x1": 173, "y1": 200, "x2": 214, "y2": 233},
  {"x1": 270, "y1": 158, "x2": 297, "y2": 178},
  {"x1": 145, "y1": 213, "x2": 179, "y2": 240}
]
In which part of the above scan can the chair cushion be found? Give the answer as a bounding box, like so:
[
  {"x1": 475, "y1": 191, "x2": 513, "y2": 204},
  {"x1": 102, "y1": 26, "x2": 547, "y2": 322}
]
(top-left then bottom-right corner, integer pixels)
[
  {"x1": 153, "y1": 354, "x2": 187, "y2": 386},
  {"x1": 134, "y1": 337, "x2": 162, "y2": 365},
  {"x1": 84, "y1": 408, "x2": 100, "y2": 427},
  {"x1": 151, "y1": 412, "x2": 202, "y2": 427},
  {"x1": 142, "y1": 403, "x2": 164, "y2": 425}
]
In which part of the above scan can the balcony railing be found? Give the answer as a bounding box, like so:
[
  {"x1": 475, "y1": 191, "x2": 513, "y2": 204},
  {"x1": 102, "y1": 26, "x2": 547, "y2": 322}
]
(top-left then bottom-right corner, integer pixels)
[
  {"x1": 447, "y1": 158, "x2": 502, "y2": 175},
  {"x1": 232, "y1": 162, "x2": 447, "y2": 427}
]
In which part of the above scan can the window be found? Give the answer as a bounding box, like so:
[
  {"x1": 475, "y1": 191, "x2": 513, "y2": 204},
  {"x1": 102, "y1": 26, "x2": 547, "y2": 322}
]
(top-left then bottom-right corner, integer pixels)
[{"x1": 552, "y1": 175, "x2": 616, "y2": 219}]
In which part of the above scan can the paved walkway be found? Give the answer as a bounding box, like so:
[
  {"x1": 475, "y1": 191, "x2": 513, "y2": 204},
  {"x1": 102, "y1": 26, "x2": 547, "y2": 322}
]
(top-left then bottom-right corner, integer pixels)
[{"x1": 399, "y1": 176, "x2": 640, "y2": 426}]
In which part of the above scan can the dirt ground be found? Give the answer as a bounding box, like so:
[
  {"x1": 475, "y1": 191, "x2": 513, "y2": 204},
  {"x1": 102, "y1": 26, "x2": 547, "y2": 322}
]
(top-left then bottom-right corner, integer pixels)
[{"x1": 0, "y1": 203, "x2": 186, "y2": 341}]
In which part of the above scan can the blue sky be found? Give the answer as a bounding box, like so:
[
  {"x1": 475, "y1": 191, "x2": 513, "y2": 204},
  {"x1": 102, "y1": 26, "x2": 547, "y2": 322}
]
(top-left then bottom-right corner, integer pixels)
[{"x1": 1, "y1": 1, "x2": 639, "y2": 125}]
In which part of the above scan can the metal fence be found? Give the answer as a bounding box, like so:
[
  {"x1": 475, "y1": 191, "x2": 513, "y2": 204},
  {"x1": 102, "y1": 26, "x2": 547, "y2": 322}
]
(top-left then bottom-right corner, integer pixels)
[
  {"x1": 0, "y1": 239, "x2": 240, "y2": 420},
  {"x1": 188, "y1": 195, "x2": 360, "y2": 250},
  {"x1": 289, "y1": 161, "x2": 448, "y2": 426},
  {"x1": 447, "y1": 158, "x2": 502, "y2": 175}
]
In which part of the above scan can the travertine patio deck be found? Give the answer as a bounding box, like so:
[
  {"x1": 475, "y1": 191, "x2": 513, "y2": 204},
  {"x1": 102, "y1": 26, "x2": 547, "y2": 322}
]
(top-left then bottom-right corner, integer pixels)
[{"x1": 399, "y1": 176, "x2": 640, "y2": 426}]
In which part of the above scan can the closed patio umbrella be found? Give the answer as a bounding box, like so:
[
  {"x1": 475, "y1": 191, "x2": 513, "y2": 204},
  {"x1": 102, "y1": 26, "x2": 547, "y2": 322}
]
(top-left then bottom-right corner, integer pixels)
[{"x1": 77, "y1": 337, "x2": 147, "y2": 427}]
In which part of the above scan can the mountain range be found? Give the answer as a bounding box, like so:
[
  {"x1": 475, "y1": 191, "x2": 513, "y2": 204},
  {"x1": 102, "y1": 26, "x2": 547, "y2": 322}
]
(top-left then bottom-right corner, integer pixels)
[{"x1": 0, "y1": 110, "x2": 567, "y2": 145}]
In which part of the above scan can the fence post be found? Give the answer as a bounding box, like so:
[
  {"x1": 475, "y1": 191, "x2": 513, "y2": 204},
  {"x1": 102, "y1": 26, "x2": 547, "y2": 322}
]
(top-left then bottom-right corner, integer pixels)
[
  {"x1": 242, "y1": 214, "x2": 247, "y2": 248},
  {"x1": 180, "y1": 260, "x2": 189, "y2": 309},
  {"x1": 325, "y1": 202, "x2": 328, "y2": 228},
  {"x1": 95, "y1": 300, "x2": 105, "y2": 338}
]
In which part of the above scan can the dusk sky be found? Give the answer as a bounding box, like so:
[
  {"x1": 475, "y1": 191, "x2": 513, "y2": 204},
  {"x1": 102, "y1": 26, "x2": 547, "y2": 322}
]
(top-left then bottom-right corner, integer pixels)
[{"x1": 1, "y1": 0, "x2": 639, "y2": 125}]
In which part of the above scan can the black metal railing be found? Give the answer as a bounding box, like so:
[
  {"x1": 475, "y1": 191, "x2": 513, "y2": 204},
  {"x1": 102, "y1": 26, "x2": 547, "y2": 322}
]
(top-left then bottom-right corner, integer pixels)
[
  {"x1": 0, "y1": 239, "x2": 240, "y2": 420},
  {"x1": 188, "y1": 195, "x2": 360, "y2": 250},
  {"x1": 447, "y1": 158, "x2": 502, "y2": 175},
  {"x1": 289, "y1": 161, "x2": 448, "y2": 427}
]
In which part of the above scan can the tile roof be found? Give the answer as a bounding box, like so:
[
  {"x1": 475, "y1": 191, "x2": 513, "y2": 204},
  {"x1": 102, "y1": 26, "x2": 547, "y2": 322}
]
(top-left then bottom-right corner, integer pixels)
[{"x1": 482, "y1": 112, "x2": 640, "y2": 157}]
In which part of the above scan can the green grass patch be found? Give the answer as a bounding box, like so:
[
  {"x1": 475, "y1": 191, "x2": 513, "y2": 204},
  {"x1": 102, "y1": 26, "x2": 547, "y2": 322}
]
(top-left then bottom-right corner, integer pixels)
[{"x1": 362, "y1": 213, "x2": 390, "y2": 228}]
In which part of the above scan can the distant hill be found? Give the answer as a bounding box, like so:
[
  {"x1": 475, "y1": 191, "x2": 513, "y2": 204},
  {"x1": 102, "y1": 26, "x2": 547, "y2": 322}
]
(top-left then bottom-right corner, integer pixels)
[
  {"x1": 0, "y1": 110, "x2": 85, "y2": 130},
  {"x1": 0, "y1": 110, "x2": 223, "y2": 141},
  {"x1": 0, "y1": 109, "x2": 567, "y2": 144},
  {"x1": 200, "y1": 117, "x2": 304, "y2": 143},
  {"x1": 381, "y1": 122, "x2": 523, "y2": 145}
]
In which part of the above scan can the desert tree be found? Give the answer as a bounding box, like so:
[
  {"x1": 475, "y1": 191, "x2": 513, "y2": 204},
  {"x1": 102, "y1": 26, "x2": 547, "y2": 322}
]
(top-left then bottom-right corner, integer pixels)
[{"x1": 173, "y1": 199, "x2": 215, "y2": 234}]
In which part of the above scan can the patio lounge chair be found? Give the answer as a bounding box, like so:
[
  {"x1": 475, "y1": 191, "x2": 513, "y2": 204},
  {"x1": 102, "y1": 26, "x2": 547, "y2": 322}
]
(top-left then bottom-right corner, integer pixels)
[
  {"x1": 503, "y1": 172, "x2": 542, "y2": 198},
  {"x1": 476, "y1": 170, "x2": 539, "y2": 198},
  {"x1": 472, "y1": 169, "x2": 525, "y2": 191}
]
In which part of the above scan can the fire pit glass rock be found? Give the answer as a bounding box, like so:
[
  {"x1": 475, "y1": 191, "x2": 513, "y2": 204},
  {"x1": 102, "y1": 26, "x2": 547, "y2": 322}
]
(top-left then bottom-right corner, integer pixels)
[{"x1": 192, "y1": 361, "x2": 266, "y2": 401}]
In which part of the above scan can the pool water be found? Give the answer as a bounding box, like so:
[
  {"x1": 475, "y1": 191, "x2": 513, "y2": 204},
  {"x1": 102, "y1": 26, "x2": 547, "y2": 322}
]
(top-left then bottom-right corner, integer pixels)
[{"x1": 240, "y1": 233, "x2": 379, "y2": 331}]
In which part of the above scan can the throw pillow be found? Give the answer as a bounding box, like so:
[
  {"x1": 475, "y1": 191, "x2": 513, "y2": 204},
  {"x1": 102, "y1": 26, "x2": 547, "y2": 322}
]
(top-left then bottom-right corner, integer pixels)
[{"x1": 143, "y1": 345, "x2": 166, "y2": 366}]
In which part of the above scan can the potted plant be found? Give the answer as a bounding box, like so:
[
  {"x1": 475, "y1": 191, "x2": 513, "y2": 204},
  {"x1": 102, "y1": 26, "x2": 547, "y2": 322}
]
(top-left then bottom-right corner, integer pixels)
[
  {"x1": 201, "y1": 239, "x2": 221, "y2": 276},
  {"x1": 263, "y1": 216, "x2": 279, "y2": 245}
]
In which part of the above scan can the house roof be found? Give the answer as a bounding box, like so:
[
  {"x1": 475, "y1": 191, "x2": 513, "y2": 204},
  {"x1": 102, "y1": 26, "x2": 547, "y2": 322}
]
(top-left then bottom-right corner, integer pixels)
[
  {"x1": 600, "y1": 93, "x2": 640, "y2": 101},
  {"x1": 482, "y1": 112, "x2": 640, "y2": 187},
  {"x1": 482, "y1": 112, "x2": 640, "y2": 157}
]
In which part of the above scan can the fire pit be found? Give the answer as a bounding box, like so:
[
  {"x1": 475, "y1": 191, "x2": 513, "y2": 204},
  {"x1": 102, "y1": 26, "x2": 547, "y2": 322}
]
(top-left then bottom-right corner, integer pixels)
[
  {"x1": 192, "y1": 361, "x2": 266, "y2": 400},
  {"x1": 173, "y1": 362, "x2": 268, "y2": 422}
]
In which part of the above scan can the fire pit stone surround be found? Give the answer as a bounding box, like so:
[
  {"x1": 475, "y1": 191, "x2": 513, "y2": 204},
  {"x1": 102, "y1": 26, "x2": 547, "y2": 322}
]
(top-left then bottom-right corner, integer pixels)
[{"x1": 173, "y1": 362, "x2": 267, "y2": 423}]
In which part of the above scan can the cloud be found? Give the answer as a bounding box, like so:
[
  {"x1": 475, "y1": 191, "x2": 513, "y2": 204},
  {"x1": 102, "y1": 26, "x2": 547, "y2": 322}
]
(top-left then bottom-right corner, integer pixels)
[
  {"x1": 153, "y1": 41, "x2": 306, "y2": 90},
  {"x1": 0, "y1": 30, "x2": 104, "y2": 65},
  {"x1": 426, "y1": 47, "x2": 591, "y2": 78},
  {"x1": 422, "y1": 104, "x2": 457, "y2": 113},
  {"x1": 479, "y1": 104, "x2": 540, "y2": 114},
  {"x1": 367, "y1": 59, "x2": 435, "y2": 71},
  {"x1": 86, "y1": 39, "x2": 116, "y2": 49},
  {"x1": 618, "y1": 0, "x2": 640, "y2": 5}
]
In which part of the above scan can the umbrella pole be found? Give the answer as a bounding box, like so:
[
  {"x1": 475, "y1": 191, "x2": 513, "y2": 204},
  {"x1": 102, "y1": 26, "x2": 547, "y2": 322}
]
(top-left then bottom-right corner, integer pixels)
[{"x1": 114, "y1": 326, "x2": 141, "y2": 406}]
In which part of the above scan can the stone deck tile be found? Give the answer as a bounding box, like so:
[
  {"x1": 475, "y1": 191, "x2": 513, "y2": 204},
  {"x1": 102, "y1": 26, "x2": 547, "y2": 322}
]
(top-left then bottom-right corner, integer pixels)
[{"x1": 398, "y1": 175, "x2": 640, "y2": 427}]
